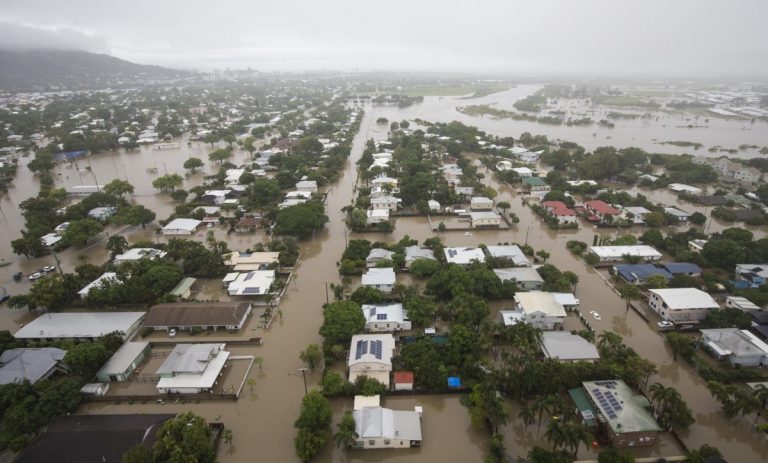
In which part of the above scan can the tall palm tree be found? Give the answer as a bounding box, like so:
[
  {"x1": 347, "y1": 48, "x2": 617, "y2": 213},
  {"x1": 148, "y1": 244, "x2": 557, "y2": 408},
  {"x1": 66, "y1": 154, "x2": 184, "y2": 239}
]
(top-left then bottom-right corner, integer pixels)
[
  {"x1": 649, "y1": 382, "x2": 669, "y2": 412},
  {"x1": 544, "y1": 420, "x2": 568, "y2": 451},
  {"x1": 519, "y1": 403, "x2": 536, "y2": 430},
  {"x1": 333, "y1": 412, "x2": 358, "y2": 449},
  {"x1": 597, "y1": 331, "x2": 622, "y2": 350}
]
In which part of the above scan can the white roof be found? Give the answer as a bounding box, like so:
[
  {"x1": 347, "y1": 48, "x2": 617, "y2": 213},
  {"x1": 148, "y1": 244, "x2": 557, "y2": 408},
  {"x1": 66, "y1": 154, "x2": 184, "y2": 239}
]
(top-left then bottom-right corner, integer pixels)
[
  {"x1": 113, "y1": 248, "x2": 167, "y2": 263},
  {"x1": 514, "y1": 291, "x2": 567, "y2": 317},
  {"x1": 493, "y1": 267, "x2": 543, "y2": 283},
  {"x1": 295, "y1": 180, "x2": 317, "y2": 189},
  {"x1": 371, "y1": 195, "x2": 401, "y2": 204},
  {"x1": 471, "y1": 196, "x2": 493, "y2": 204},
  {"x1": 367, "y1": 209, "x2": 389, "y2": 218},
  {"x1": 404, "y1": 246, "x2": 435, "y2": 263},
  {"x1": 78, "y1": 272, "x2": 119, "y2": 296},
  {"x1": 499, "y1": 310, "x2": 525, "y2": 326},
  {"x1": 512, "y1": 167, "x2": 533, "y2": 175},
  {"x1": 649, "y1": 288, "x2": 719, "y2": 310},
  {"x1": 589, "y1": 245, "x2": 662, "y2": 259},
  {"x1": 664, "y1": 207, "x2": 689, "y2": 217},
  {"x1": 285, "y1": 191, "x2": 312, "y2": 199},
  {"x1": 485, "y1": 245, "x2": 530, "y2": 266},
  {"x1": 14, "y1": 312, "x2": 145, "y2": 339},
  {"x1": 669, "y1": 183, "x2": 702, "y2": 194},
  {"x1": 623, "y1": 206, "x2": 651, "y2": 215},
  {"x1": 362, "y1": 303, "x2": 405, "y2": 325},
  {"x1": 367, "y1": 248, "x2": 394, "y2": 262},
  {"x1": 41, "y1": 233, "x2": 62, "y2": 247},
  {"x1": 203, "y1": 189, "x2": 231, "y2": 197},
  {"x1": 541, "y1": 332, "x2": 600, "y2": 361},
  {"x1": 470, "y1": 211, "x2": 501, "y2": 220},
  {"x1": 156, "y1": 344, "x2": 229, "y2": 391},
  {"x1": 227, "y1": 270, "x2": 275, "y2": 296},
  {"x1": 362, "y1": 268, "x2": 396, "y2": 286},
  {"x1": 444, "y1": 247, "x2": 486, "y2": 265},
  {"x1": 551, "y1": 293, "x2": 580, "y2": 307},
  {"x1": 97, "y1": 342, "x2": 149, "y2": 375},
  {"x1": 162, "y1": 218, "x2": 201, "y2": 232},
  {"x1": 349, "y1": 334, "x2": 395, "y2": 367},
  {"x1": 700, "y1": 329, "x2": 768, "y2": 358},
  {"x1": 354, "y1": 395, "x2": 381, "y2": 410},
  {"x1": 354, "y1": 406, "x2": 422, "y2": 441}
]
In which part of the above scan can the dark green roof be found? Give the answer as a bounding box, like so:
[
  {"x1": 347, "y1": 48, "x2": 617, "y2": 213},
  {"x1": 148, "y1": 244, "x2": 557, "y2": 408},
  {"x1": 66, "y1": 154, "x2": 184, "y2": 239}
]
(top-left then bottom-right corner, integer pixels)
[{"x1": 523, "y1": 177, "x2": 547, "y2": 186}]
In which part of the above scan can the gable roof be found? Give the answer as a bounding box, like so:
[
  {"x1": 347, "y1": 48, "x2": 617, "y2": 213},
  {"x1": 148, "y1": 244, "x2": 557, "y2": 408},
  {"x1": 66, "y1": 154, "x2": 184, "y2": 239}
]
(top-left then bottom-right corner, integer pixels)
[
  {"x1": 649, "y1": 288, "x2": 719, "y2": 310},
  {"x1": 662, "y1": 262, "x2": 702, "y2": 274},
  {"x1": 493, "y1": 267, "x2": 543, "y2": 284},
  {"x1": 348, "y1": 334, "x2": 394, "y2": 367},
  {"x1": 485, "y1": 245, "x2": 529, "y2": 266},
  {"x1": 143, "y1": 302, "x2": 251, "y2": 328},
  {"x1": 614, "y1": 264, "x2": 671, "y2": 283},
  {"x1": 0, "y1": 348, "x2": 67, "y2": 385},
  {"x1": 582, "y1": 380, "x2": 661, "y2": 434},
  {"x1": 541, "y1": 332, "x2": 599, "y2": 361},
  {"x1": 585, "y1": 200, "x2": 620, "y2": 215},
  {"x1": 362, "y1": 303, "x2": 405, "y2": 325}
]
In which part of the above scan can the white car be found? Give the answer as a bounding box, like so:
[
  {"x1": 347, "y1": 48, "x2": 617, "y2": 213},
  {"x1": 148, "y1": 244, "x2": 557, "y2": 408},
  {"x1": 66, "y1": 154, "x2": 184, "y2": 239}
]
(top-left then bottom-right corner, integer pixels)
[
  {"x1": 42, "y1": 266, "x2": 56, "y2": 273},
  {"x1": 28, "y1": 272, "x2": 45, "y2": 281},
  {"x1": 589, "y1": 310, "x2": 601, "y2": 320},
  {"x1": 168, "y1": 328, "x2": 177, "y2": 338},
  {"x1": 657, "y1": 320, "x2": 675, "y2": 330}
]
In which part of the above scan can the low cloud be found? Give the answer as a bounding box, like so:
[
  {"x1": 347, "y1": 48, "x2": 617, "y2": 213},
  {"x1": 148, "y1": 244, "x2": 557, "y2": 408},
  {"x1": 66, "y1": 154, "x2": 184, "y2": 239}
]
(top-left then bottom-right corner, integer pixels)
[{"x1": 0, "y1": 22, "x2": 108, "y2": 53}]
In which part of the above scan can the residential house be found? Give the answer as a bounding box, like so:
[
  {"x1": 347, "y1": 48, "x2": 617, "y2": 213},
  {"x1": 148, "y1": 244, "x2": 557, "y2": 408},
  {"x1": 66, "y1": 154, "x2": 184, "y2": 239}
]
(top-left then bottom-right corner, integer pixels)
[
  {"x1": 143, "y1": 302, "x2": 252, "y2": 332},
  {"x1": 540, "y1": 332, "x2": 600, "y2": 362},
  {"x1": 470, "y1": 211, "x2": 501, "y2": 228},
  {"x1": 371, "y1": 175, "x2": 399, "y2": 193},
  {"x1": 224, "y1": 251, "x2": 279, "y2": 271},
  {"x1": 485, "y1": 245, "x2": 530, "y2": 266},
  {"x1": 724, "y1": 296, "x2": 761, "y2": 312},
  {"x1": 585, "y1": 200, "x2": 620, "y2": 223},
  {"x1": 648, "y1": 288, "x2": 720, "y2": 324},
  {"x1": 668, "y1": 183, "x2": 702, "y2": 195},
  {"x1": 511, "y1": 291, "x2": 568, "y2": 330},
  {"x1": 278, "y1": 198, "x2": 307, "y2": 209},
  {"x1": 470, "y1": 196, "x2": 494, "y2": 211},
  {"x1": 362, "y1": 268, "x2": 396, "y2": 293},
  {"x1": 580, "y1": 380, "x2": 661, "y2": 448},
  {"x1": 87, "y1": 206, "x2": 116, "y2": 221},
  {"x1": 493, "y1": 267, "x2": 544, "y2": 290},
  {"x1": 522, "y1": 176, "x2": 550, "y2": 192},
  {"x1": 444, "y1": 247, "x2": 486, "y2": 266},
  {"x1": 735, "y1": 263, "x2": 768, "y2": 287},
  {"x1": 201, "y1": 190, "x2": 232, "y2": 205},
  {"x1": 170, "y1": 277, "x2": 197, "y2": 299},
  {"x1": 511, "y1": 167, "x2": 534, "y2": 178},
  {"x1": 688, "y1": 239, "x2": 708, "y2": 254},
  {"x1": 234, "y1": 216, "x2": 262, "y2": 233},
  {"x1": 96, "y1": 342, "x2": 150, "y2": 382},
  {"x1": 78, "y1": 272, "x2": 119, "y2": 299},
  {"x1": 348, "y1": 334, "x2": 395, "y2": 387},
  {"x1": 427, "y1": 200, "x2": 441, "y2": 212},
  {"x1": 510, "y1": 146, "x2": 540, "y2": 163},
  {"x1": 362, "y1": 303, "x2": 411, "y2": 332},
  {"x1": 664, "y1": 206, "x2": 690, "y2": 223},
  {"x1": 295, "y1": 180, "x2": 318, "y2": 193},
  {"x1": 162, "y1": 218, "x2": 202, "y2": 235},
  {"x1": 613, "y1": 264, "x2": 671, "y2": 285},
  {"x1": 588, "y1": 245, "x2": 663, "y2": 263},
  {"x1": 542, "y1": 201, "x2": 578, "y2": 225},
  {"x1": 226, "y1": 270, "x2": 275, "y2": 296},
  {"x1": 370, "y1": 195, "x2": 401, "y2": 212},
  {"x1": 13, "y1": 312, "x2": 145, "y2": 342},
  {"x1": 662, "y1": 262, "x2": 702, "y2": 277},
  {"x1": 404, "y1": 246, "x2": 436, "y2": 268},
  {"x1": 496, "y1": 160, "x2": 514, "y2": 171},
  {"x1": 367, "y1": 208, "x2": 390, "y2": 225},
  {"x1": 353, "y1": 404, "x2": 422, "y2": 449},
  {"x1": 113, "y1": 248, "x2": 167, "y2": 264},
  {"x1": 155, "y1": 343, "x2": 229, "y2": 394},
  {"x1": 366, "y1": 248, "x2": 394, "y2": 267},
  {"x1": 621, "y1": 206, "x2": 651, "y2": 225},
  {"x1": 0, "y1": 348, "x2": 68, "y2": 385},
  {"x1": 700, "y1": 329, "x2": 768, "y2": 367}
]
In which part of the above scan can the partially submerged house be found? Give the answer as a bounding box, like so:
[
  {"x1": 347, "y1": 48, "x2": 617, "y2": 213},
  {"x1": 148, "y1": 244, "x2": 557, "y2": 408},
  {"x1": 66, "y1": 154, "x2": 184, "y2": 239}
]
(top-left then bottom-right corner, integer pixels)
[
  {"x1": 648, "y1": 288, "x2": 719, "y2": 324},
  {"x1": 366, "y1": 248, "x2": 394, "y2": 267},
  {"x1": 96, "y1": 342, "x2": 150, "y2": 382},
  {"x1": 362, "y1": 303, "x2": 411, "y2": 332},
  {"x1": 469, "y1": 211, "x2": 501, "y2": 228},
  {"x1": 444, "y1": 247, "x2": 486, "y2": 266},
  {"x1": 348, "y1": 334, "x2": 395, "y2": 387},
  {"x1": 362, "y1": 268, "x2": 396, "y2": 293},
  {"x1": 540, "y1": 332, "x2": 600, "y2": 362},
  {"x1": 143, "y1": 302, "x2": 253, "y2": 332},
  {"x1": 493, "y1": 267, "x2": 544, "y2": 290},
  {"x1": 0, "y1": 348, "x2": 68, "y2": 385},
  {"x1": 353, "y1": 403, "x2": 423, "y2": 449},
  {"x1": 14, "y1": 312, "x2": 145, "y2": 342},
  {"x1": 588, "y1": 245, "x2": 663, "y2": 263},
  {"x1": 226, "y1": 270, "x2": 276, "y2": 296},
  {"x1": 484, "y1": 245, "x2": 529, "y2": 266},
  {"x1": 505, "y1": 292, "x2": 568, "y2": 330},
  {"x1": 113, "y1": 248, "x2": 167, "y2": 264},
  {"x1": 162, "y1": 218, "x2": 202, "y2": 235},
  {"x1": 78, "y1": 272, "x2": 119, "y2": 299},
  {"x1": 700, "y1": 328, "x2": 768, "y2": 367},
  {"x1": 613, "y1": 264, "x2": 671, "y2": 285},
  {"x1": 542, "y1": 201, "x2": 578, "y2": 225},
  {"x1": 155, "y1": 343, "x2": 229, "y2": 394},
  {"x1": 404, "y1": 246, "x2": 435, "y2": 268}
]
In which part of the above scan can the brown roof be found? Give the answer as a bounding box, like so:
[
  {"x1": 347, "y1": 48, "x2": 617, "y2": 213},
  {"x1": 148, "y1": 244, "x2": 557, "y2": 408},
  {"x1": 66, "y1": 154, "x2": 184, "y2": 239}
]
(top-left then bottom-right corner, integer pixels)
[
  {"x1": 236, "y1": 217, "x2": 262, "y2": 228},
  {"x1": 143, "y1": 302, "x2": 251, "y2": 328}
]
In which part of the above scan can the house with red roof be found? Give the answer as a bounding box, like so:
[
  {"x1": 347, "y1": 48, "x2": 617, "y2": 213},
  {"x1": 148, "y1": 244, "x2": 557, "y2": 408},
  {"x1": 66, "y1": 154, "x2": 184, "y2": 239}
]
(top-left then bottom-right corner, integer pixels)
[
  {"x1": 584, "y1": 200, "x2": 620, "y2": 223},
  {"x1": 542, "y1": 201, "x2": 578, "y2": 226},
  {"x1": 394, "y1": 371, "x2": 414, "y2": 391}
]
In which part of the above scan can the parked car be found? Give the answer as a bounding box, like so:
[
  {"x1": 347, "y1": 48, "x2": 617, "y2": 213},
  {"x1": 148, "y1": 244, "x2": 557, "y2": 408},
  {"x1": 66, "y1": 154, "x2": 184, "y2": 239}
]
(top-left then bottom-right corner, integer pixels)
[
  {"x1": 12, "y1": 272, "x2": 23, "y2": 281},
  {"x1": 0, "y1": 295, "x2": 10, "y2": 304},
  {"x1": 657, "y1": 320, "x2": 674, "y2": 330},
  {"x1": 42, "y1": 266, "x2": 56, "y2": 273},
  {"x1": 28, "y1": 272, "x2": 45, "y2": 281},
  {"x1": 168, "y1": 328, "x2": 177, "y2": 338},
  {"x1": 589, "y1": 310, "x2": 601, "y2": 320}
]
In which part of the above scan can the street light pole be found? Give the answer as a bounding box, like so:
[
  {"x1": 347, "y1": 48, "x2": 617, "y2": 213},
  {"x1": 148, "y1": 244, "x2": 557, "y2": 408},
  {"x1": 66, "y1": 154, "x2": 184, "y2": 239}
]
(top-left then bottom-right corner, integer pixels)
[{"x1": 297, "y1": 368, "x2": 308, "y2": 396}]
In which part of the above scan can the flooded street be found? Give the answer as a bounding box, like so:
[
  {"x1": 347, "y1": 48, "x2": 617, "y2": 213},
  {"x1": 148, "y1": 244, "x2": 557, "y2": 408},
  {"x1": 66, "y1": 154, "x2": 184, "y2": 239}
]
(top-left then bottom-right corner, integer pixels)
[{"x1": 1, "y1": 93, "x2": 767, "y2": 462}]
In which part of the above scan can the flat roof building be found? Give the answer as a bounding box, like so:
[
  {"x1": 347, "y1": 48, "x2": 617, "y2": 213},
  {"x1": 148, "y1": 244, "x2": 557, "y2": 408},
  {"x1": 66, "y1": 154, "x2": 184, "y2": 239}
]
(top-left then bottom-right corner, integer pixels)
[
  {"x1": 14, "y1": 312, "x2": 145, "y2": 342},
  {"x1": 444, "y1": 247, "x2": 486, "y2": 266},
  {"x1": 540, "y1": 332, "x2": 599, "y2": 362}
]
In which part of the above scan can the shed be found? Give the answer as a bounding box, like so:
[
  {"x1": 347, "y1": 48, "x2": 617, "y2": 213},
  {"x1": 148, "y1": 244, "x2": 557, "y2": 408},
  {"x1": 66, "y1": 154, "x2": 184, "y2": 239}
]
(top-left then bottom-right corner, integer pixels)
[
  {"x1": 394, "y1": 371, "x2": 414, "y2": 391},
  {"x1": 96, "y1": 342, "x2": 150, "y2": 382},
  {"x1": 170, "y1": 277, "x2": 197, "y2": 299}
]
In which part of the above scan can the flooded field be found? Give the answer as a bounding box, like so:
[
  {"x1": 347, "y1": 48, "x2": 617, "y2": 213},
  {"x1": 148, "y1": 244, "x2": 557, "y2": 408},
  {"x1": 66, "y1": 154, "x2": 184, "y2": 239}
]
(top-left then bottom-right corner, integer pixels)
[{"x1": 2, "y1": 93, "x2": 768, "y2": 462}]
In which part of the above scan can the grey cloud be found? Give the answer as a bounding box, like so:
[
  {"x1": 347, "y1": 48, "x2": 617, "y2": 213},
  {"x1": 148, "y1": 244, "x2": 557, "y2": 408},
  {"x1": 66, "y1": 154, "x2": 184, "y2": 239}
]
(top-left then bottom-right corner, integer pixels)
[{"x1": 0, "y1": 22, "x2": 108, "y2": 53}]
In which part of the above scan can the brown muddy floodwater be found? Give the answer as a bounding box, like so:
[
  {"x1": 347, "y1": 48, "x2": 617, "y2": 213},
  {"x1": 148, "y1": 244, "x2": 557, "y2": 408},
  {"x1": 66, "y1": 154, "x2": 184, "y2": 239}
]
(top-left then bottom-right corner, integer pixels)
[{"x1": 2, "y1": 96, "x2": 768, "y2": 462}]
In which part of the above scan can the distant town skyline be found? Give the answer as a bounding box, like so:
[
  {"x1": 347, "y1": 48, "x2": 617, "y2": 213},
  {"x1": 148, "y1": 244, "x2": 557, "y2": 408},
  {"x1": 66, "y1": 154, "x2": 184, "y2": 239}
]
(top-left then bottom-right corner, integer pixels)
[{"x1": 1, "y1": 0, "x2": 767, "y2": 76}]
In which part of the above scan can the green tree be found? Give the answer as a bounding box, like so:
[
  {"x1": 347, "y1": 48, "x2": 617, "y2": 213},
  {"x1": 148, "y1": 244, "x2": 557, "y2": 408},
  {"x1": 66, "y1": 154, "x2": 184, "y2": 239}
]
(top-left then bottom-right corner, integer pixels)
[
  {"x1": 468, "y1": 380, "x2": 508, "y2": 433},
  {"x1": 598, "y1": 448, "x2": 635, "y2": 463},
  {"x1": 61, "y1": 218, "x2": 103, "y2": 246},
  {"x1": 274, "y1": 201, "x2": 328, "y2": 239},
  {"x1": 183, "y1": 157, "x2": 204, "y2": 173},
  {"x1": 665, "y1": 332, "x2": 694, "y2": 361},
  {"x1": 687, "y1": 445, "x2": 722, "y2": 463},
  {"x1": 121, "y1": 444, "x2": 150, "y2": 463},
  {"x1": 702, "y1": 239, "x2": 745, "y2": 270},
  {"x1": 333, "y1": 411, "x2": 358, "y2": 449},
  {"x1": 102, "y1": 179, "x2": 134, "y2": 198},
  {"x1": 152, "y1": 412, "x2": 215, "y2": 463},
  {"x1": 12, "y1": 232, "x2": 47, "y2": 258},
  {"x1": 409, "y1": 258, "x2": 440, "y2": 278},
  {"x1": 294, "y1": 391, "x2": 332, "y2": 462},
  {"x1": 28, "y1": 273, "x2": 81, "y2": 310},
  {"x1": 319, "y1": 300, "x2": 365, "y2": 347},
  {"x1": 106, "y1": 234, "x2": 129, "y2": 258},
  {"x1": 644, "y1": 211, "x2": 665, "y2": 227},
  {"x1": 208, "y1": 148, "x2": 232, "y2": 164},
  {"x1": 300, "y1": 343, "x2": 324, "y2": 371},
  {"x1": 151, "y1": 174, "x2": 183, "y2": 193},
  {"x1": 115, "y1": 205, "x2": 156, "y2": 229},
  {"x1": 617, "y1": 283, "x2": 641, "y2": 311},
  {"x1": 64, "y1": 342, "x2": 110, "y2": 379},
  {"x1": 404, "y1": 293, "x2": 436, "y2": 327}
]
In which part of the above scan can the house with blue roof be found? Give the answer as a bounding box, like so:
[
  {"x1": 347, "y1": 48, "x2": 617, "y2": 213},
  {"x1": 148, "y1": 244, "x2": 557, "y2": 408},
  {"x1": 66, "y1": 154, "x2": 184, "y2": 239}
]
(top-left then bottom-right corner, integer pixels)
[
  {"x1": 734, "y1": 264, "x2": 768, "y2": 288},
  {"x1": 613, "y1": 264, "x2": 671, "y2": 285},
  {"x1": 662, "y1": 262, "x2": 702, "y2": 277}
]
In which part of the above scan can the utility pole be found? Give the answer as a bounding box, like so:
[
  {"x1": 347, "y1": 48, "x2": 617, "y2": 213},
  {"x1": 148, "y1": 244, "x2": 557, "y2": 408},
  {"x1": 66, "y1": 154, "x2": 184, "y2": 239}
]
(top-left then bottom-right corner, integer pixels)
[
  {"x1": 51, "y1": 249, "x2": 63, "y2": 273},
  {"x1": 324, "y1": 282, "x2": 330, "y2": 305},
  {"x1": 297, "y1": 368, "x2": 308, "y2": 396},
  {"x1": 524, "y1": 224, "x2": 531, "y2": 245}
]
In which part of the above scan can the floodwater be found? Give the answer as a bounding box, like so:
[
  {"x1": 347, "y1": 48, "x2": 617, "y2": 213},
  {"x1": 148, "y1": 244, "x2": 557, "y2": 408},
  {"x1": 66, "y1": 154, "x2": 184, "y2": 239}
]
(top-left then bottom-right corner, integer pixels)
[
  {"x1": 375, "y1": 84, "x2": 768, "y2": 158},
  {"x1": 0, "y1": 91, "x2": 767, "y2": 462}
]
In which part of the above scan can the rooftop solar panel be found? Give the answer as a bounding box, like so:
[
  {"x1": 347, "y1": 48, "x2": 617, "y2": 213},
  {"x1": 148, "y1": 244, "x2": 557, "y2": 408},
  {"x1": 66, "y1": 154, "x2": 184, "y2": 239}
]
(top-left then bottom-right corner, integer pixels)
[{"x1": 376, "y1": 313, "x2": 387, "y2": 320}]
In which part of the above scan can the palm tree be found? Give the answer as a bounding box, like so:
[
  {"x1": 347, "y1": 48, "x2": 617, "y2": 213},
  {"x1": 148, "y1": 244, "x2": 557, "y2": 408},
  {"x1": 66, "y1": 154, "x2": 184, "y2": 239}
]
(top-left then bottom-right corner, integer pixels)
[
  {"x1": 649, "y1": 382, "x2": 669, "y2": 412},
  {"x1": 334, "y1": 412, "x2": 358, "y2": 449},
  {"x1": 544, "y1": 420, "x2": 568, "y2": 451},
  {"x1": 561, "y1": 423, "x2": 592, "y2": 458},
  {"x1": 597, "y1": 331, "x2": 622, "y2": 350},
  {"x1": 519, "y1": 403, "x2": 536, "y2": 430},
  {"x1": 618, "y1": 284, "x2": 641, "y2": 312}
]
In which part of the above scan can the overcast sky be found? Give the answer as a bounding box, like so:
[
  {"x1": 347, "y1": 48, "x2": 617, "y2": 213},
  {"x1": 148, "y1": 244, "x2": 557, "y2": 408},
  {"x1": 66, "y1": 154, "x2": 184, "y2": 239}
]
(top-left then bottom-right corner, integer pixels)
[{"x1": 1, "y1": 0, "x2": 767, "y2": 76}]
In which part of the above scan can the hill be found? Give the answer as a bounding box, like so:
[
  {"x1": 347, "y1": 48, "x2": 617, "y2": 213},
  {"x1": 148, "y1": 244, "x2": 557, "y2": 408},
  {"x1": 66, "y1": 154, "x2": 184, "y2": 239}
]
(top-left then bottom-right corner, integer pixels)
[{"x1": 0, "y1": 49, "x2": 193, "y2": 91}]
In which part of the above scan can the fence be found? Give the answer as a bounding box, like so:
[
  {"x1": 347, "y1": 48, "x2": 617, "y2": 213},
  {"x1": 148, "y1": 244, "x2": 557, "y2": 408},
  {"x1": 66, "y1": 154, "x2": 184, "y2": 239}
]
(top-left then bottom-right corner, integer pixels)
[{"x1": 82, "y1": 393, "x2": 238, "y2": 403}]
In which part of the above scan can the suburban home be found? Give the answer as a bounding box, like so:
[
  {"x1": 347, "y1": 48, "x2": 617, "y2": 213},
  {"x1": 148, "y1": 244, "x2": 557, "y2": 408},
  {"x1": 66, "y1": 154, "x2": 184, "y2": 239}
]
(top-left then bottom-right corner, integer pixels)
[
  {"x1": 162, "y1": 218, "x2": 202, "y2": 235},
  {"x1": 613, "y1": 264, "x2": 672, "y2": 285},
  {"x1": 664, "y1": 207, "x2": 690, "y2": 223},
  {"x1": 668, "y1": 183, "x2": 702, "y2": 195},
  {"x1": 511, "y1": 291, "x2": 568, "y2": 330},
  {"x1": 470, "y1": 196, "x2": 494, "y2": 211},
  {"x1": 95, "y1": 342, "x2": 150, "y2": 382},
  {"x1": 542, "y1": 201, "x2": 578, "y2": 225},
  {"x1": 444, "y1": 247, "x2": 486, "y2": 266},
  {"x1": 700, "y1": 329, "x2": 768, "y2": 367},
  {"x1": 113, "y1": 248, "x2": 167, "y2": 264},
  {"x1": 724, "y1": 296, "x2": 762, "y2": 312},
  {"x1": 394, "y1": 371, "x2": 414, "y2": 391},
  {"x1": 226, "y1": 270, "x2": 275, "y2": 296},
  {"x1": 295, "y1": 180, "x2": 318, "y2": 193},
  {"x1": 77, "y1": 272, "x2": 119, "y2": 299},
  {"x1": 485, "y1": 245, "x2": 530, "y2": 266},
  {"x1": 13, "y1": 312, "x2": 145, "y2": 342},
  {"x1": 496, "y1": 159, "x2": 514, "y2": 171},
  {"x1": 404, "y1": 246, "x2": 436, "y2": 268},
  {"x1": 621, "y1": 206, "x2": 651, "y2": 225},
  {"x1": 688, "y1": 239, "x2": 708, "y2": 254},
  {"x1": 15, "y1": 414, "x2": 176, "y2": 463},
  {"x1": 588, "y1": 245, "x2": 663, "y2": 263},
  {"x1": 540, "y1": 332, "x2": 600, "y2": 362},
  {"x1": 65, "y1": 185, "x2": 103, "y2": 196},
  {"x1": 362, "y1": 303, "x2": 411, "y2": 332},
  {"x1": 371, "y1": 175, "x2": 399, "y2": 193},
  {"x1": 367, "y1": 208, "x2": 390, "y2": 225},
  {"x1": 201, "y1": 190, "x2": 232, "y2": 205},
  {"x1": 511, "y1": 167, "x2": 534, "y2": 178},
  {"x1": 366, "y1": 248, "x2": 394, "y2": 267},
  {"x1": 370, "y1": 195, "x2": 401, "y2": 212},
  {"x1": 362, "y1": 268, "x2": 396, "y2": 293},
  {"x1": 155, "y1": 343, "x2": 229, "y2": 394},
  {"x1": 41, "y1": 232, "x2": 62, "y2": 247},
  {"x1": 234, "y1": 216, "x2": 263, "y2": 233},
  {"x1": 0, "y1": 348, "x2": 68, "y2": 385},
  {"x1": 285, "y1": 191, "x2": 312, "y2": 200},
  {"x1": 510, "y1": 146, "x2": 540, "y2": 163},
  {"x1": 522, "y1": 176, "x2": 550, "y2": 192},
  {"x1": 143, "y1": 302, "x2": 252, "y2": 332},
  {"x1": 454, "y1": 186, "x2": 474, "y2": 196},
  {"x1": 735, "y1": 263, "x2": 768, "y2": 287},
  {"x1": 579, "y1": 380, "x2": 661, "y2": 448},
  {"x1": 224, "y1": 168, "x2": 245, "y2": 185},
  {"x1": 348, "y1": 334, "x2": 395, "y2": 387},
  {"x1": 224, "y1": 251, "x2": 279, "y2": 271},
  {"x1": 427, "y1": 199, "x2": 441, "y2": 212},
  {"x1": 493, "y1": 267, "x2": 544, "y2": 290},
  {"x1": 470, "y1": 211, "x2": 501, "y2": 228},
  {"x1": 648, "y1": 288, "x2": 720, "y2": 324},
  {"x1": 87, "y1": 206, "x2": 116, "y2": 221},
  {"x1": 353, "y1": 404, "x2": 422, "y2": 449},
  {"x1": 278, "y1": 198, "x2": 307, "y2": 209},
  {"x1": 584, "y1": 200, "x2": 620, "y2": 223},
  {"x1": 662, "y1": 262, "x2": 702, "y2": 277}
]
